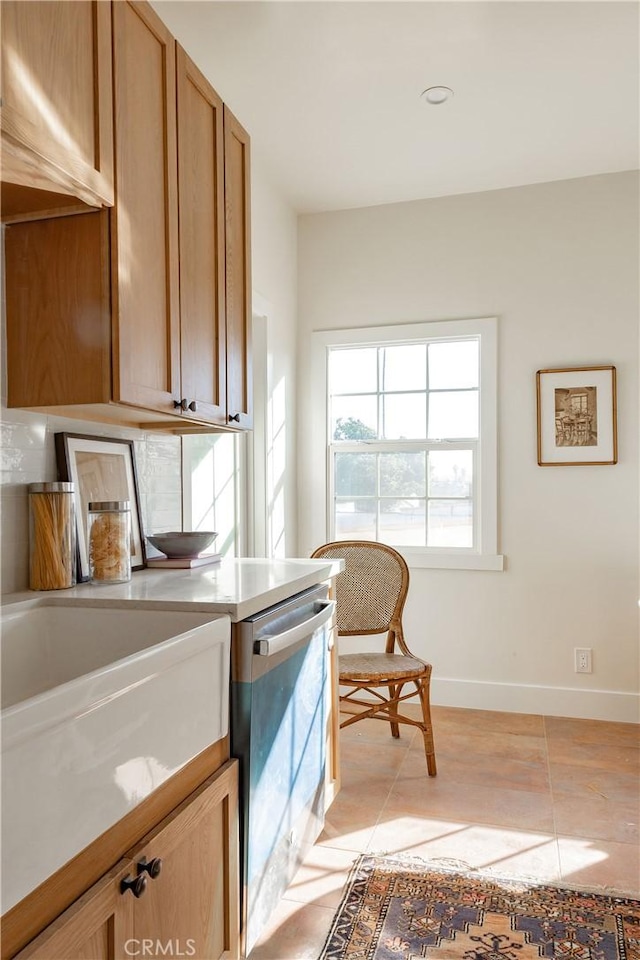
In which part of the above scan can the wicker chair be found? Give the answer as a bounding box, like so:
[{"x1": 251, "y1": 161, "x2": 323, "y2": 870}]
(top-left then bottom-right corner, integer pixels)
[{"x1": 310, "y1": 540, "x2": 437, "y2": 776}]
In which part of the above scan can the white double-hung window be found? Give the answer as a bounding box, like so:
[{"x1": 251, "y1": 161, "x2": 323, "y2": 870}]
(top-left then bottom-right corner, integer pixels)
[{"x1": 311, "y1": 317, "x2": 502, "y2": 570}]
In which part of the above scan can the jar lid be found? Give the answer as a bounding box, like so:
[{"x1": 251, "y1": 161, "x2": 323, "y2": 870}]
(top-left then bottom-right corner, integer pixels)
[
  {"x1": 29, "y1": 482, "x2": 75, "y2": 493},
  {"x1": 88, "y1": 500, "x2": 130, "y2": 511}
]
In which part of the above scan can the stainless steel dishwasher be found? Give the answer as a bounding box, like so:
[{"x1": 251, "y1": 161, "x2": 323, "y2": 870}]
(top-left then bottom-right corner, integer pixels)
[{"x1": 230, "y1": 583, "x2": 336, "y2": 955}]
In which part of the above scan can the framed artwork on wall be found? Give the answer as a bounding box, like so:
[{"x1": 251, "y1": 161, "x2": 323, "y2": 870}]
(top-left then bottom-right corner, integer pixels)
[
  {"x1": 536, "y1": 365, "x2": 617, "y2": 466},
  {"x1": 55, "y1": 433, "x2": 146, "y2": 581}
]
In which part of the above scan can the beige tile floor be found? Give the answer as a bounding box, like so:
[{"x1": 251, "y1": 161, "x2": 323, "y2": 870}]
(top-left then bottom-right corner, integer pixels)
[{"x1": 249, "y1": 705, "x2": 640, "y2": 960}]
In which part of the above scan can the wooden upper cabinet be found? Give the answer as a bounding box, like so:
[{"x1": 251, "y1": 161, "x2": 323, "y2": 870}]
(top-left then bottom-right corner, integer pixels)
[
  {"x1": 176, "y1": 46, "x2": 227, "y2": 425},
  {"x1": 111, "y1": 0, "x2": 181, "y2": 416},
  {"x1": 224, "y1": 107, "x2": 253, "y2": 430},
  {"x1": 0, "y1": 0, "x2": 114, "y2": 209},
  {"x1": 3, "y1": 0, "x2": 253, "y2": 433},
  {"x1": 5, "y1": 212, "x2": 112, "y2": 410}
]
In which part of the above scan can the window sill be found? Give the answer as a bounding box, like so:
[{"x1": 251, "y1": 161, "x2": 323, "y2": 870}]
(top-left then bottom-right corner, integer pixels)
[{"x1": 400, "y1": 549, "x2": 504, "y2": 571}]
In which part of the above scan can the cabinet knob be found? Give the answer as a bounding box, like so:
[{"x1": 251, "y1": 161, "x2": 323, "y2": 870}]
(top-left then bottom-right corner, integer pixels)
[
  {"x1": 187, "y1": 400, "x2": 197, "y2": 412},
  {"x1": 137, "y1": 856, "x2": 163, "y2": 880},
  {"x1": 228, "y1": 413, "x2": 241, "y2": 423},
  {"x1": 121, "y1": 873, "x2": 147, "y2": 898},
  {"x1": 174, "y1": 399, "x2": 188, "y2": 411}
]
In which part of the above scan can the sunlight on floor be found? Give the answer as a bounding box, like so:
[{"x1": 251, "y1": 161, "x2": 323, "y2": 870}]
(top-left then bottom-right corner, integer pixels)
[{"x1": 248, "y1": 707, "x2": 639, "y2": 959}]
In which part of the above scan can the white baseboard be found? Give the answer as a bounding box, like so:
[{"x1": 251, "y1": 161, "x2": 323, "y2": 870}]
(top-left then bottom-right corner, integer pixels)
[{"x1": 431, "y1": 677, "x2": 640, "y2": 724}]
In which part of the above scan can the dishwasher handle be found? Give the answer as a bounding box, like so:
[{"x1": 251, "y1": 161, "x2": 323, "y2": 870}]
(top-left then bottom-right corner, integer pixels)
[{"x1": 254, "y1": 600, "x2": 335, "y2": 657}]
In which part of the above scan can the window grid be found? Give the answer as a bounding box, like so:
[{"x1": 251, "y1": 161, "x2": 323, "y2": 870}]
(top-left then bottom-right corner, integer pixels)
[
  {"x1": 328, "y1": 337, "x2": 480, "y2": 549},
  {"x1": 330, "y1": 441, "x2": 477, "y2": 549},
  {"x1": 330, "y1": 339, "x2": 479, "y2": 444}
]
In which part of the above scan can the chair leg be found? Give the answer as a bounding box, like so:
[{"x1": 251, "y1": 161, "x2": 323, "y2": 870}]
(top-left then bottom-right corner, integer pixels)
[
  {"x1": 417, "y1": 679, "x2": 437, "y2": 777},
  {"x1": 388, "y1": 682, "x2": 400, "y2": 738}
]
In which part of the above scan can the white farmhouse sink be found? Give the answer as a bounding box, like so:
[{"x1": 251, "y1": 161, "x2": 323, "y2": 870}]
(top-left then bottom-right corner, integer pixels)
[{"x1": 1, "y1": 600, "x2": 231, "y2": 913}]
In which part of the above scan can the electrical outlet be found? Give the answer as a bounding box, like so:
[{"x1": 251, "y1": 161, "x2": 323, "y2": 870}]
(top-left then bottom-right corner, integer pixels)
[{"x1": 575, "y1": 647, "x2": 593, "y2": 673}]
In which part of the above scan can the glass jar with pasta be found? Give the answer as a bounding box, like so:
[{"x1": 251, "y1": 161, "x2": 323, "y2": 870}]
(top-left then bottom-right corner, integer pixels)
[
  {"x1": 88, "y1": 501, "x2": 132, "y2": 584},
  {"x1": 28, "y1": 482, "x2": 76, "y2": 590}
]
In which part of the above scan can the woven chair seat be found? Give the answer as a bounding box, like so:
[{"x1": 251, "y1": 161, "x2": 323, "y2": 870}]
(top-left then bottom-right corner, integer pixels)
[
  {"x1": 310, "y1": 539, "x2": 437, "y2": 777},
  {"x1": 340, "y1": 652, "x2": 428, "y2": 682}
]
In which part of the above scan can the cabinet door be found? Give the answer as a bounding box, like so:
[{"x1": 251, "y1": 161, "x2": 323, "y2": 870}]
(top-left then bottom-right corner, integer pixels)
[
  {"x1": 177, "y1": 46, "x2": 227, "y2": 425},
  {"x1": 224, "y1": 107, "x2": 253, "y2": 430},
  {"x1": 0, "y1": 1, "x2": 113, "y2": 207},
  {"x1": 5, "y1": 211, "x2": 111, "y2": 408},
  {"x1": 128, "y1": 760, "x2": 240, "y2": 960},
  {"x1": 111, "y1": 0, "x2": 181, "y2": 416},
  {"x1": 13, "y1": 861, "x2": 134, "y2": 960}
]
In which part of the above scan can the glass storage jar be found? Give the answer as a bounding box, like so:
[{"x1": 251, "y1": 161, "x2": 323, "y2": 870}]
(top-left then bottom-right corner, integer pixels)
[
  {"x1": 88, "y1": 500, "x2": 131, "y2": 584},
  {"x1": 28, "y1": 482, "x2": 76, "y2": 590}
]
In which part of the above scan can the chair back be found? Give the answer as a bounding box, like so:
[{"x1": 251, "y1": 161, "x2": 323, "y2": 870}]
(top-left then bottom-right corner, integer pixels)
[{"x1": 310, "y1": 540, "x2": 409, "y2": 636}]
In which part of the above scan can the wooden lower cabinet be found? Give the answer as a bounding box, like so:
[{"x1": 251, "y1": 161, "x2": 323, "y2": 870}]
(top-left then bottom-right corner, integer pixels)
[
  {"x1": 128, "y1": 762, "x2": 239, "y2": 960},
  {"x1": 11, "y1": 861, "x2": 134, "y2": 960},
  {"x1": 12, "y1": 762, "x2": 239, "y2": 960}
]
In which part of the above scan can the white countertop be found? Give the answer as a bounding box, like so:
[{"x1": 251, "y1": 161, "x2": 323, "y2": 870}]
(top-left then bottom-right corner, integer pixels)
[{"x1": 3, "y1": 557, "x2": 343, "y2": 622}]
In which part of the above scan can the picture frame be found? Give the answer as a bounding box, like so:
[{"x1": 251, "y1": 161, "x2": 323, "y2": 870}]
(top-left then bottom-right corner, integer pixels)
[
  {"x1": 536, "y1": 365, "x2": 617, "y2": 466},
  {"x1": 55, "y1": 433, "x2": 146, "y2": 581}
]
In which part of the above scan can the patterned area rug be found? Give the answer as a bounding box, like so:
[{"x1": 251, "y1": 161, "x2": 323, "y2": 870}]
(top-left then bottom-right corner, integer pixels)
[{"x1": 319, "y1": 855, "x2": 640, "y2": 960}]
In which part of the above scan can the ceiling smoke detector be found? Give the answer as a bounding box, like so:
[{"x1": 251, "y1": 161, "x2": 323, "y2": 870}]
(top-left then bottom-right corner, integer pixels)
[{"x1": 421, "y1": 85, "x2": 454, "y2": 105}]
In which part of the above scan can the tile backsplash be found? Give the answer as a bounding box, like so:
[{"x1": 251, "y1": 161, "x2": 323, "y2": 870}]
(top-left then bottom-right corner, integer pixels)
[{"x1": 0, "y1": 407, "x2": 182, "y2": 595}]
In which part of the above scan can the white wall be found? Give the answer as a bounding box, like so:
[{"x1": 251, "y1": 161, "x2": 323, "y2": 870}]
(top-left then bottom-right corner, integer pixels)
[
  {"x1": 250, "y1": 158, "x2": 299, "y2": 557},
  {"x1": 0, "y1": 409, "x2": 183, "y2": 596},
  {"x1": 297, "y1": 171, "x2": 640, "y2": 722}
]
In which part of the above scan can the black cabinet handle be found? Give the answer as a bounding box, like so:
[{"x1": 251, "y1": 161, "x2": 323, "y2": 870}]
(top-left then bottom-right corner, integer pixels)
[
  {"x1": 228, "y1": 413, "x2": 241, "y2": 423},
  {"x1": 174, "y1": 399, "x2": 198, "y2": 412},
  {"x1": 121, "y1": 873, "x2": 147, "y2": 898},
  {"x1": 137, "y1": 856, "x2": 163, "y2": 880}
]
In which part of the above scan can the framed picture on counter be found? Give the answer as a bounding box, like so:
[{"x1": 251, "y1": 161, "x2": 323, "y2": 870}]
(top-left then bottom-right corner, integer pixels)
[
  {"x1": 55, "y1": 433, "x2": 146, "y2": 581},
  {"x1": 536, "y1": 365, "x2": 617, "y2": 466}
]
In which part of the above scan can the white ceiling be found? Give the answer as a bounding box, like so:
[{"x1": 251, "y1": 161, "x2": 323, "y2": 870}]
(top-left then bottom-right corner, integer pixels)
[{"x1": 152, "y1": 1, "x2": 640, "y2": 213}]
